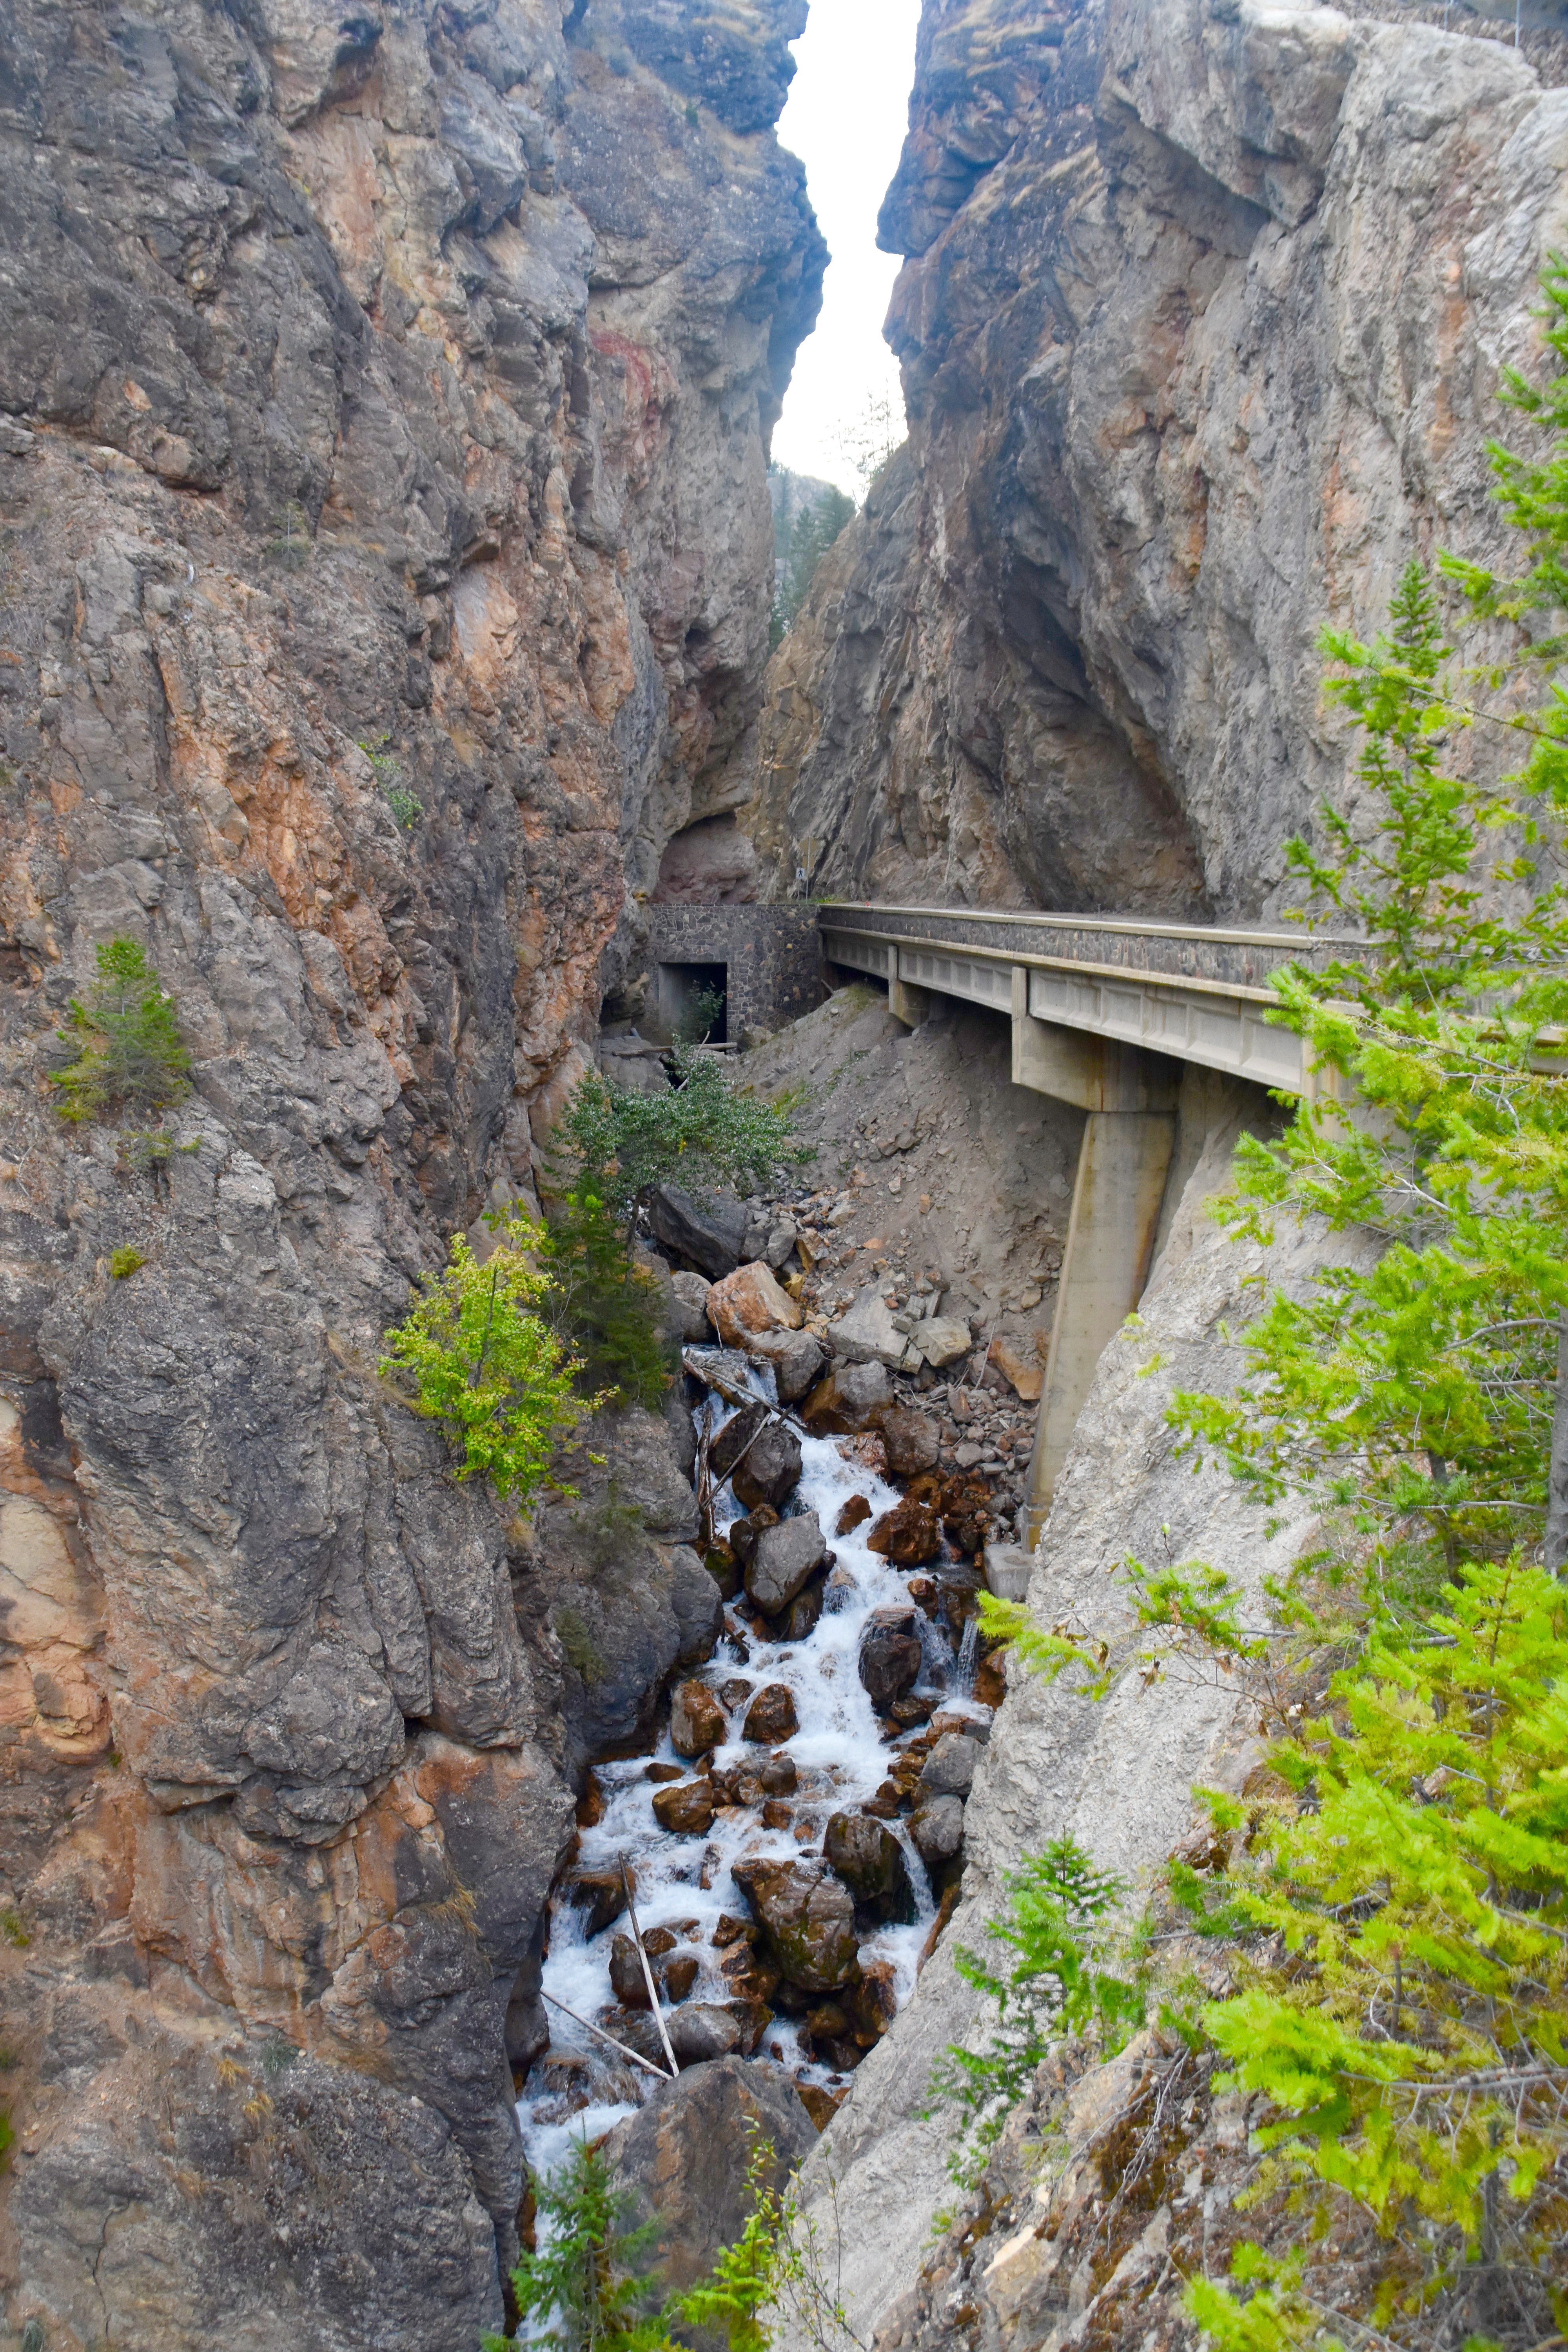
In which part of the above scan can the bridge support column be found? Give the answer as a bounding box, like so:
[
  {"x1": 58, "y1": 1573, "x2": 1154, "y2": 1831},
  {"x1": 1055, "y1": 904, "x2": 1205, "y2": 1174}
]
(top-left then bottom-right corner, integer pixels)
[
  {"x1": 887, "y1": 967, "x2": 931, "y2": 1028},
  {"x1": 1020, "y1": 1108, "x2": 1176, "y2": 1543}
]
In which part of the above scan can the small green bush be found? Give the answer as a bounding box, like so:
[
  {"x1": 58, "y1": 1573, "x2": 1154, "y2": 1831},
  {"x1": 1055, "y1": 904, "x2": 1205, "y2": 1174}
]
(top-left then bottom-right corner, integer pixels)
[
  {"x1": 484, "y1": 2134, "x2": 666, "y2": 2352},
  {"x1": 359, "y1": 735, "x2": 422, "y2": 832},
  {"x1": 51, "y1": 937, "x2": 191, "y2": 1125},
  {"x1": 677, "y1": 982, "x2": 725, "y2": 1045},
  {"x1": 109, "y1": 1245, "x2": 145, "y2": 1279},
  {"x1": 0, "y1": 1908, "x2": 29, "y2": 1950},
  {"x1": 538, "y1": 1185, "x2": 673, "y2": 1408},
  {"x1": 926, "y1": 1837, "x2": 1145, "y2": 2185},
  {"x1": 379, "y1": 1204, "x2": 588, "y2": 1504},
  {"x1": 552, "y1": 1046, "x2": 811, "y2": 1223}
]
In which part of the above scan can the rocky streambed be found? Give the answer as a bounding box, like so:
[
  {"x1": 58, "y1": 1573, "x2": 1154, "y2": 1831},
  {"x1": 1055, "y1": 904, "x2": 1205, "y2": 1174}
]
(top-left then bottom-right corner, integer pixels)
[{"x1": 516, "y1": 1253, "x2": 1012, "y2": 2178}]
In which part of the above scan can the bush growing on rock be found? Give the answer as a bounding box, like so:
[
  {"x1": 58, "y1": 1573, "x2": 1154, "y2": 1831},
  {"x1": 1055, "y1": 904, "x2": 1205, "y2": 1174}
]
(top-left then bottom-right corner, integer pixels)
[
  {"x1": 379, "y1": 1201, "x2": 586, "y2": 1504},
  {"x1": 51, "y1": 936, "x2": 191, "y2": 1125},
  {"x1": 537, "y1": 1183, "x2": 674, "y2": 1408},
  {"x1": 926, "y1": 1838, "x2": 1145, "y2": 2187},
  {"x1": 552, "y1": 1044, "x2": 812, "y2": 1225}
]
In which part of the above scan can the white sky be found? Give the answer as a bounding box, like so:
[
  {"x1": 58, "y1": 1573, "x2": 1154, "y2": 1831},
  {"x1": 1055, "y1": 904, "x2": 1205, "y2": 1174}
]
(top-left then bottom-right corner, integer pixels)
[{"x1": 771, "y1": 0, "x2": 922, "y2": 498}]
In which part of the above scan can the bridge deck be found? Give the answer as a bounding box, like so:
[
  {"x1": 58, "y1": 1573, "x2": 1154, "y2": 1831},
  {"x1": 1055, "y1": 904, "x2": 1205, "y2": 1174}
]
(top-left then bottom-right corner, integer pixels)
[{"x1": 817, "y1": 902, "x2": 1358, "y2": 1097}]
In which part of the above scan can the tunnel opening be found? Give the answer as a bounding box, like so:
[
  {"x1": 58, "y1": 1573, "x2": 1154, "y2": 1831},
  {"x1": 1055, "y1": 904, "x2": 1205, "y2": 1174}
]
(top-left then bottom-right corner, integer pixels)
[{"x1": 655, "y1": 959, "x2": 728, "y2": 1045}]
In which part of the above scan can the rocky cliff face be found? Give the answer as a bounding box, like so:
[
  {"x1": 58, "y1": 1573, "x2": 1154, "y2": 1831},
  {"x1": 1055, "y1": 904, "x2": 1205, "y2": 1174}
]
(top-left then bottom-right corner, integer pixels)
[
  {"x1": 0, "y1": 2, "x2": 820, "y2": 2340},
  {"x1": 745, "y1": 0, "x2": 1568, "y2": 917}
]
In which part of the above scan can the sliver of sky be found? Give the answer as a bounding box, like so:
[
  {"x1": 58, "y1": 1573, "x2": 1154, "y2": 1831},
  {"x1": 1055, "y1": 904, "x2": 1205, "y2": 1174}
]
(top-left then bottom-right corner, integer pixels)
[{"x1": 771, "y1": 0, "x2": 922, "y2": 499}]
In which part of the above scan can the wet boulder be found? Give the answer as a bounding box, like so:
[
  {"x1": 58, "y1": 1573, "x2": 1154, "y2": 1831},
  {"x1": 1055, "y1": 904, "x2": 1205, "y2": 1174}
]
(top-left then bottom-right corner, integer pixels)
[
  {"x1": 744, "y1": 1512, "x2": 829, "y2": 1617},
  {"x1": 651, "y1": 1779, "x2": 716, "y2": 1837},
  {"x1": 920, "y1": 1732, "x2": 981, "y2": 1798},
  {"x1": 719, "y1": 1937, "x2": 781, "y2": 2007},
  {"x1": 824, "y1": 1812, "x2": 916, "y2": 1927},
  {"x1": 780, "y1": 1579, "x2": 824, "y2": 1641},
  {"x1": 648, "y1": 1185, "x2": 751, "y2": 1279},
  {"x1": 878, "y1": 1408, "x2": 940, "y2": 1477},
  {"x1": 671, "y1": 1680, "x2": 727, "y2": 1759},
  {"x1": 866, "y1": 1495, "x2": 941, "y2": 1567},
  {"x1": 726, "y1": 1506, "x2": 778, "y2": 1572},
  {"x1": 602, "y1": 2058, "x2": 818, "y2": 2298},
  {"x1": 707, "y1": 1260, "x2": 804, "y2": 1345},
  {"x1": 712, "y1": 1751, "x2": 796, "y2": 1806},
  {"x1": 800, "y1": 1359, "x2": 892, "y2": 1428},
  {"x1": 745, "y1": 1326, "x2": 827, "y2": 1402},
  {"x1": 609, "y1": 1925, "x2": 678, "y2": 2008},
  {"x1": 730, "y1": 1857, "x2": 860, "y2": 1992},
  {"x1": 835, "y1": 1494, "x2": 872, "y2": 1537},
  {"x1": 561, "y1": 1866, "x2": 630, "y2": 1940},
  {"x1": 667, "y1": 2005, "x2": 744, "y2": 2066},
  {"x1": 710, "y1": 1403, "x2": 769, "y2": 1486},
  {"x1": 730, "y1": 1421, "x2": 802, "y2": 1514},
  {"x1": 909, "y1": 1795, "x2": 965, "y2": 1870},
  {"x1": 670, "y1": 1271, "x2": 715, "y2": 1343},
  {"x1": 858, "y1": 1604, "x2": 924, "y2": 1711},
  {"x1": 741, "y1": 1682, "x2": 798, "y2": 1743}
]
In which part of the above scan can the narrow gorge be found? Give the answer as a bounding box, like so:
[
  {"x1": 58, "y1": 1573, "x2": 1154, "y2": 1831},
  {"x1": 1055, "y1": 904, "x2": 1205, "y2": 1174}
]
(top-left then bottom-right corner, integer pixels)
[{"x1": 2, "y1": 3, "x2": 1565, "y2": 2350}]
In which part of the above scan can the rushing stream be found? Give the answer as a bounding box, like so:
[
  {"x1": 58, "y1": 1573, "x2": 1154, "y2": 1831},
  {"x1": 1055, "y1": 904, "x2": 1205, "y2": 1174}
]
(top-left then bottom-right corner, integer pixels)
[{"x1": 517, "y1": 1367, "x2": 987, "y2": 2180}]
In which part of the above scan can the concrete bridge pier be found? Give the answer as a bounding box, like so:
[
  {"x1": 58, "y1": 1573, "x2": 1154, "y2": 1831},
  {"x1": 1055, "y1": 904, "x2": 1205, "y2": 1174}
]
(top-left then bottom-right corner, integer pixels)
[{"x1": 1008, "y1": 972, "x2": 1180, "y2": 1543}]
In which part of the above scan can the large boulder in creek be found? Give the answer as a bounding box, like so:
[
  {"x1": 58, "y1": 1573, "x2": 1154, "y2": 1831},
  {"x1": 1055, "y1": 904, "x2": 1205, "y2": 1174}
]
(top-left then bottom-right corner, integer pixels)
[
  {"x1": 731, "y1": 1421, "x2": 802, "y2": 1513},
  {"x1": 730, "y1": 1856, "x2": 860, "y2": 1991},
  {"x1": 741, "y1": 1682, "x2": 798, "y2": 1744},
  {"x1": 920, "y1": 1732, "x2": 981, "y2": 1798},
  {"x1": 651, "y1": 1779, "x2": 716, "y2": 1836},
  {"x1": 710, "y1": 1401, "x2": 769, "y2": 1485},
  {"x1": 866, "y1": 1495, "x2": 941, "y2": 1567},
  {"x1": 648, "y1": 1185, "x2": 751, "y2": 1279},
  {"x1": 744, "y1": 1512, "x2": 829, "y2": 1617},
  {"x1": 910, "y1": 1795, "x2": 965, "y2": 1870},
  {"x1": 707, "y1": 1259, "x2": 803, "y2": 1345},
  {"x1": 745, "y1": 1325, "x2": 827, "y2": 1402},
  {"x1": 858, "y1": 1604, "x2": 924, "y2": 1710},
  {"x1": 666, "y1": 2004, "x2": 744, "y2": 2066},
  {"x1": 671, "y1": 1680, "x2": 727, "y2": 1758},
  {"x1": 824, "y1": 1813, "x2": 916, "y2": 1927},
  {"x1": 602, "y1": 2057, "x2": 818, "y2": 2296}
]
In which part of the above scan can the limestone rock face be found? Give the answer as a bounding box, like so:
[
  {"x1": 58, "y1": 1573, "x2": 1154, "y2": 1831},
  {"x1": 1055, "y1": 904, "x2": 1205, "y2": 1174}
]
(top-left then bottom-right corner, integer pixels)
[
  {"x1": 602, "y1": 2056, "x2": 818, "y2": 2296},
  {"x1": 0, "y1": 0, "x2": 820, "y2": 2338},
  {"x1": 745, "y1": 0, "x2": 1568, "y2": 920}
]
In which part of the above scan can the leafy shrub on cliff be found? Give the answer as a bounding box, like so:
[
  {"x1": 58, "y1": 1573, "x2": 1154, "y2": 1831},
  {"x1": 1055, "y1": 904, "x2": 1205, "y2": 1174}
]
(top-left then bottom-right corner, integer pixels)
[
  {"x1": 51, "y1": 936, "x2": 191, "y2": 1125},
  {"x1": 379, "y1": 1203, "x2": 588, "y2": 1504},
  {"x1": 927, "y1": 1838, "x2": 1146, "y2": 2185},
  {"x1": 483, "y1": 2134, "x2": 669, "y2": 2352},
  {"x1": 537, "y1": 1184, "x2": 674, "y2": 1408},
  {"x1": 553, "y1": 1045, "x2": 811, "y2": 1223},
  {"x1": 1181, "y1": 1557, "x2": 1568, "y2": 2350}
]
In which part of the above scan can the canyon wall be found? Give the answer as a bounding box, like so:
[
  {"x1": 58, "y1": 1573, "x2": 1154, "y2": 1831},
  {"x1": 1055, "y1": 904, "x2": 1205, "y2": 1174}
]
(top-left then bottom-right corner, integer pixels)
[
  {"x1": 766, "y1": 2, "x2": 1568, "y2": 2339},
  {"x1": 745, "y1": 0, "x2": 1568, "y2": 918},
  {"x1": 0, "y1": 1, "x2": 819, "y2": 2341}
]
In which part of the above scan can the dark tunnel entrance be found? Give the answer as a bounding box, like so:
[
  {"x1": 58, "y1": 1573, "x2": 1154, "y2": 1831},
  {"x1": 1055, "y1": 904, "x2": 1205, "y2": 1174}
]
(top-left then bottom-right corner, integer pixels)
[{"x1": 655, "y1": 960, "x2": 728, "y2": 1045}]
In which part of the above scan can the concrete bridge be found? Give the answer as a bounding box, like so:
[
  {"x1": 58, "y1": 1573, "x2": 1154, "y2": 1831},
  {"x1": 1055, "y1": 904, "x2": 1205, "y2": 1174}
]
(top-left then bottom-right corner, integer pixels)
[{"x1": 818, "y1": 904, "x2": 1355, "y2": 1542}]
